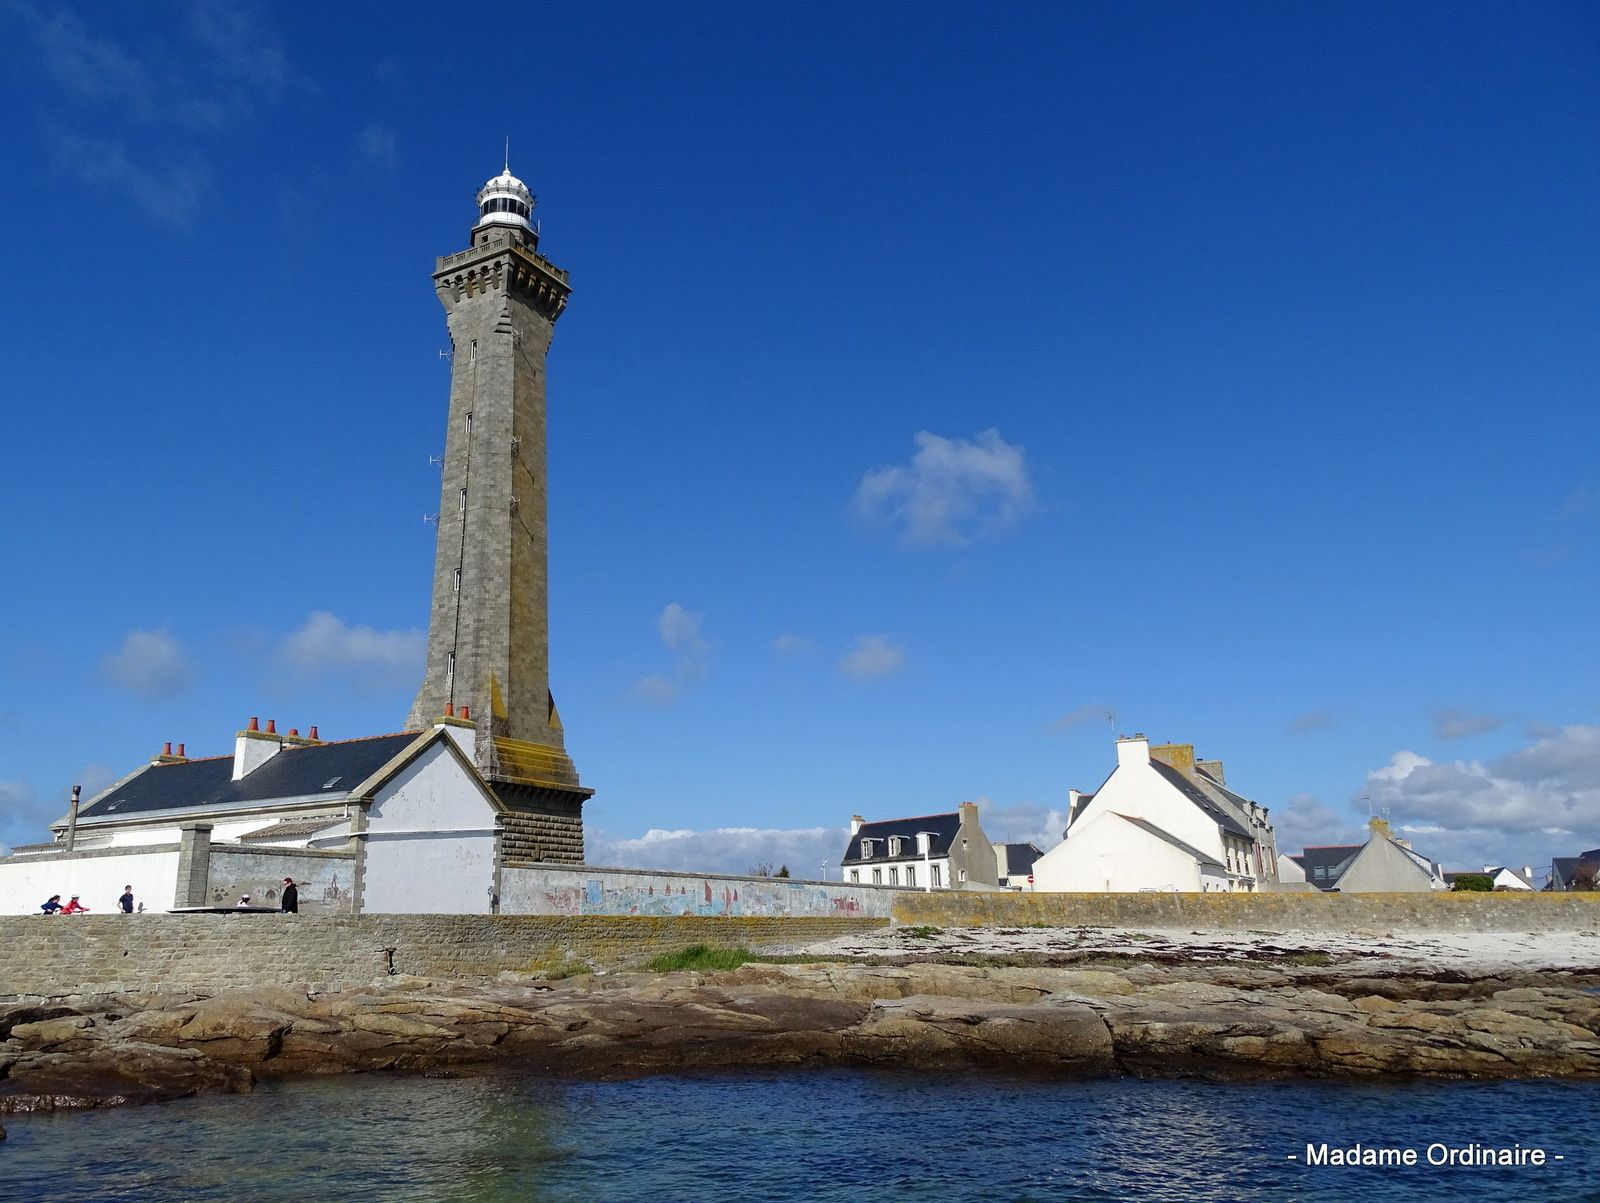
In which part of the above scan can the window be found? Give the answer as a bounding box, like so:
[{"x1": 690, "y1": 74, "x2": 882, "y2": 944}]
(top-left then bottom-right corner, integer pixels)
[
  {"x1": 1314, "y1": 866, "x2": 1326, "y2": 881},
  {"x1": 888, "y1": 836, "x2": 903, "y2": 857},
  {"x1": 859, "y1": 838, "x2": 873, "y2": 858},
  {"x1": 465, "y1": 411, "x2": 473, "y2": 432},
  {"x1": 906, "y1": 866, "x2": 916, "y2": 887},
  {"x1": 958, "y1": 869, "x2": 967, "y2": 883},
  {"x1": 889, "y1": 867, "x2": 899, "y2": 886},
  {"x1": 931, "y1": 865, "x2": 942, "y2": 888},
  {"x1": 849, "y1": 870, "x2": 859, "y2": 883},
  {"x1": 458, "y1": 488, "x2": 468, "y2": 512},
  {"x1": 445, "y1": 652, "x2": 455, "y2": 690},
  {"x1": 452, "y1": 568, "x2": 461, "y2": 594},
  {"x1": 871, "y1": 868, "x2": 882, "y2": 884}
]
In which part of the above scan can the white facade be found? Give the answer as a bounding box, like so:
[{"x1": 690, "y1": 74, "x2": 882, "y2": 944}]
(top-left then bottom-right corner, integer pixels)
[
  {"x1": 360, "y1": 739, "x2": 501, "y2": 914},
  {"x1": 1032, "y1": 736, "x2": 1276, "y2": 894},
  {"x1": 0, "y1": 849, "x2": 181, "y2": 915}
]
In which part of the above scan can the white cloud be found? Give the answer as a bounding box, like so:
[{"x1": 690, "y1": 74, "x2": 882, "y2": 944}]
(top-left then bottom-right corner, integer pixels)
[
  {"x1": 980, "y1": 799, "x2": 1068, "y2": 850},
  {"x1": 852, "y1": 428, "x2": 1034, "y2": 547},
  {"x1": 772, "y1": 633, "x2": 813, "y2": 656},
  {"x1": 838, "y1": 634, "x2": 904, "y2": 681},
  {"x1": 586, "y1": 825, "x2": 850, "y2": 878},
  {"x1": 1432, "y1": 707, "x2": 1503, "y2": 741},
  {"x1": 1273, "y1": 793, "x2": 1365, "y2": 854},
  {"x1": 1287, "y1": 710, "x2": 1336, "y2": 735},
  {"x1": 11, "y1": 1, "x2": 306, "y2": 223},
  {"x1": 1362, "y1": 725, "x2": 1600, "y2": 871},
  {"x1": 657, "y1": 603, "x2": 709, "y2": 676},
  {"x1": 103, "y1": 628, "x2": 194, "y2": 699},
  {"x1": 630, "y1": 674, "x2": 680, "y2": 707},
  {"x1": 1047, "y1": 703, "x2": 1114, "y2": 735},
  {"x1": 277, "y1": 611, "x2": 424, "y2": 693},
  {"x1": 356, "y1": 124, "x2": 399, "y2": 171},
  {"x1": 632, "y1": 604, "x2": 710, "y2": 705}
]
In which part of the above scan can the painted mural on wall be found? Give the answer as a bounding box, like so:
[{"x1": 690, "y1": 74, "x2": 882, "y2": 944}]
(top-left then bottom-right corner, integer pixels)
[{"x1": 522, "y1": 874, "x2": 880, "y2": 918}]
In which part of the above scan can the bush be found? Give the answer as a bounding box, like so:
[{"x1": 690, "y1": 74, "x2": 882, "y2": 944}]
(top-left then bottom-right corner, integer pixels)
[
  {"x1": 644, "y1": 944, "x2": 753, "y2": 972},
  {"x1": 1451, "y1": 874, "x2": 1493, "y2": 892}
]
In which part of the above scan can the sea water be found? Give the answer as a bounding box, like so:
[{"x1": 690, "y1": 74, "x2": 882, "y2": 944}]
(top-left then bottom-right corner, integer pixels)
[{"x1": 2, "y1": 1071, "x2": 1596, "y2": 1202}]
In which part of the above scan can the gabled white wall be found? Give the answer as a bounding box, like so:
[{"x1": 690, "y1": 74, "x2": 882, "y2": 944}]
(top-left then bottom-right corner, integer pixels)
[
  {"x1": 1032, "y1": 813, "x2": 1204, "y2": 893},
  {"x1": 1066, "y1": 741, "x2": 1227, "y2": 865},
  {"x1": 360, "y1": 742, "x2": 499, "y2": 914},
  {"x1": 0, "y1": 850, "x2": 181, "y2": 914}
]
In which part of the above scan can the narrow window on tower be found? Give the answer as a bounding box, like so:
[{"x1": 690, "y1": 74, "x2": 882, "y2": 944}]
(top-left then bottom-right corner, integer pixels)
[
  {"x1": 469, "y1": 339, "x2": 478, "y2": 362},
  {"x1": 465, "y1": 411, "x2": 473, "y2": 433},
  {"x1": 446, "y1": 653, "x2": 455, "y2": 691},
  {"x1": 452, "y1": 568, "x2": 461, "y2": 594},
  {"x1": 458, "y1": 488, "x2": 467, "y2": 513}
]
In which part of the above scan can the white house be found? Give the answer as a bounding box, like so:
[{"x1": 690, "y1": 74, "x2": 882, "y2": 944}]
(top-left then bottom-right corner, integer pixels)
[
  {"x1": 0, "y1": 712, "x2": 515, "y2": 915},
  {"x1": 840, "y1": 802, "x2": 999, "y2": 890},
  {"x1": 1322, "y1": 819, "x2": 1447, "y2": 892},
  {"x1": 1031, "y1": 735, "x2": 1279, "y2": 893}
]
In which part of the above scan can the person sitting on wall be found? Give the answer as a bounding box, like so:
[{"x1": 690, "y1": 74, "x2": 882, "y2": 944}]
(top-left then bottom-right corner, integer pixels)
[
  {"x1": 236, "y1": 893, "x2": 252, "y2": 908},
  {"x1": 61, "y1": 895, "x2": 89, "y2": 914},
  {"x1": 40, "y1": 894, "x2": 62, "y2": 914},
  {"x1": 280, "y1": 878, "x2": 299, "y2": 914},
  {"x1": 118, "y1": 885, "x2": 135, "y2": 914}
]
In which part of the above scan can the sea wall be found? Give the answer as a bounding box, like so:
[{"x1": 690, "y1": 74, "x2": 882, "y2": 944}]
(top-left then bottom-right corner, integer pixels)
[
  {"x1": 892, "y1": 889, "x2": 1600, "y2": 931},
  {"x1": 500, "y1": 863, "x2": 901, "y2": 918},
  {"x1": 0, "y1": 913, "x2": 885, "y2": 996}
]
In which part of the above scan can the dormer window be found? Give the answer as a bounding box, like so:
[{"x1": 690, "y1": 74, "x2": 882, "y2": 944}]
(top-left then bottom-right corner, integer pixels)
[
  {"x1": 859, "y1": 838, "x2": 873, "y2": 858},
  {"x1": 888, "y1": 836, "x2": 904, "y2": 857}
]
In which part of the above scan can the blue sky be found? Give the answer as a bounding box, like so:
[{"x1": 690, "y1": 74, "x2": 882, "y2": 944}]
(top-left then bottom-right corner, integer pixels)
[{"x1": 1, "y1": 1, "x2": 1597, "y2": 878}]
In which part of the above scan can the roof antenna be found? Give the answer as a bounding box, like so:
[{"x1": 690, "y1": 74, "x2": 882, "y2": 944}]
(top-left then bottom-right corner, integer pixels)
[{"x1": 504, "y1": 136, "x2": 510, "y2": 173}]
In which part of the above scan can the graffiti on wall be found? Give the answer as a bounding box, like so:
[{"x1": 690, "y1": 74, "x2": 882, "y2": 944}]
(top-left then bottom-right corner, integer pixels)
[{"x1": 525, "y1": 874, "x2": 877, "y2": 918}]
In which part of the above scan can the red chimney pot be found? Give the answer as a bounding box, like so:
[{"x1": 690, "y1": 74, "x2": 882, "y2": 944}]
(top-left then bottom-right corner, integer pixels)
[
  {"x1": 248, "y1": 716, "x2": 259, "y2": 732},
  {"x1": 445, "y1": 703, "x2": 455, "y2": 717},
  {"x1": 288, "y1": 728, "x2": 299, "y2": 738},
  {"x1": 308, "y1": 726, "x2": 319, "y2": 741},
  {"x1": 176, "y1": 743, "x2": 185, "y2": 757},
  {"x1": 460, "y1": 705, "x2": 470, "y2": 721},
  {"x1": 163, "y1": 741, "x2": 172, "y2": 756},
  {"x1": 266, "y1": 719, "x2": 277, "y2": 734}
]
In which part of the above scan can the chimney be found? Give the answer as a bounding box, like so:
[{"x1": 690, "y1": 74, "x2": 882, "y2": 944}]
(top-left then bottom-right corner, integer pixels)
[
  {"x1": 1196, "y1": 758, "x2": 1225, "y2": 785},
  {"x1": 234, "y1": 718, "x2": 284, "y2": 781},
  {"x1": 1368, "y1": 816, "x2": 1391, "y2": 840},
  {"x1": 850, "y1": 814, "x2": 865, "y2": 836},
  {"x1": 64, "y1": 785, "x2": 81, "y2": 852},
  {"x1": 176, "y1": 743, "x2": 185, "y2": 758},
  {"x1": 308, "y1": 727, "x2": 319, "y2": 742},
  {"x1": 265, "y1": 719, "x2": 277, "y2": 734},
  {"x1": 1150, "y1": 743, "x2": 1196, "y2": 776},
  {"x1": 434, "y1": 704, "x2": 478, "y2": 758},
  {"x1": 959, "y1": 800, "x2": 980, "y2": 827},
  {"x1": 1116, "y1": 733, "x2": 1151, "y2": 768}
]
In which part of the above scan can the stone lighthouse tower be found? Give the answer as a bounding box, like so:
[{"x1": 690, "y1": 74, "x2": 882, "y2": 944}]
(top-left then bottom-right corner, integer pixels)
[{"x1": 406, "y1": 162, "x2": 590, "y2": 862}]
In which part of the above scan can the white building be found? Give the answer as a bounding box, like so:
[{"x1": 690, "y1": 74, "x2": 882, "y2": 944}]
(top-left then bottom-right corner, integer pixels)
[
  {"x1": 1031, "y1": 735, "x2": 1279, "y2": 893},
  {"x1": 0, "y1": 712, "x2": 515, "y2": 916},
  {"x1": 839, "y1": 802, "x2": 999, "y2": 890}
]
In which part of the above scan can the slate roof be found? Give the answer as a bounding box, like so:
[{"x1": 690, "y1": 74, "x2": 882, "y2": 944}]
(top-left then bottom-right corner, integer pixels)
[
  {"x1": 1148, "y1": 760, "x2": 1253, "y2": 839},
  {"x1": 238, "y1": 816, "x2": 345, "y2": 843},
  {"x1": 841, "y1": 812, "x2": 961, "y2": 865},
  {"x1": 1549, "y1": 857, "x2": 1589, "y2": 889},
  {"x1": 1113, "y1": 814, "x2": 1228, "y2": 873},
  {"x1": 74, "y1": 733, "x2": 423, "y2": 822},
  {"x1": 1000, "y1": 842, "x2": 1042, "y2": 877},
  {"x1": 1292, "y1": 845, "x2": 1363, "y2": 890}
]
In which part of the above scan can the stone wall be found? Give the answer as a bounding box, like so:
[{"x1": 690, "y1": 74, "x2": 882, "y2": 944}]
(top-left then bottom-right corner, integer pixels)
[
  {"x1": 892, "y1": 889, "x2": 1600, "y2": 931},
  {"x1": 203, "y1": 846, "x2": 357, "y2": 916},
  {"x1": 500, "y1": 863, "x2": 902, "y2": 917},
  {"x1": 0, "y1": 914, "x2": 885, "y2": 996}
]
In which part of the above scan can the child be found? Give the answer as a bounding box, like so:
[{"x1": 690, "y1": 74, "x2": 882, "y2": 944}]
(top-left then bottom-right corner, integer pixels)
[
  {"x1": 40, "y1": 894, "x2": 62, "y2": 914},
  {"x1": 61, "y1": 895, "x2": 90, "y2": 914}
]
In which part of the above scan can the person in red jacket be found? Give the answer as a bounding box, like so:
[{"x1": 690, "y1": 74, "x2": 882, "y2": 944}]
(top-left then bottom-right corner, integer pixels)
[{"x1": 60, "y1": 895, "x2": 90, "y2": 914}]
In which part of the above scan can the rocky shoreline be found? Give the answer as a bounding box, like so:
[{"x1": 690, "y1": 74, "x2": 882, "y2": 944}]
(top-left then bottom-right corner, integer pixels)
[{"x1": 4, "y1": 927, "x2": 1598, "y2": 1120}]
